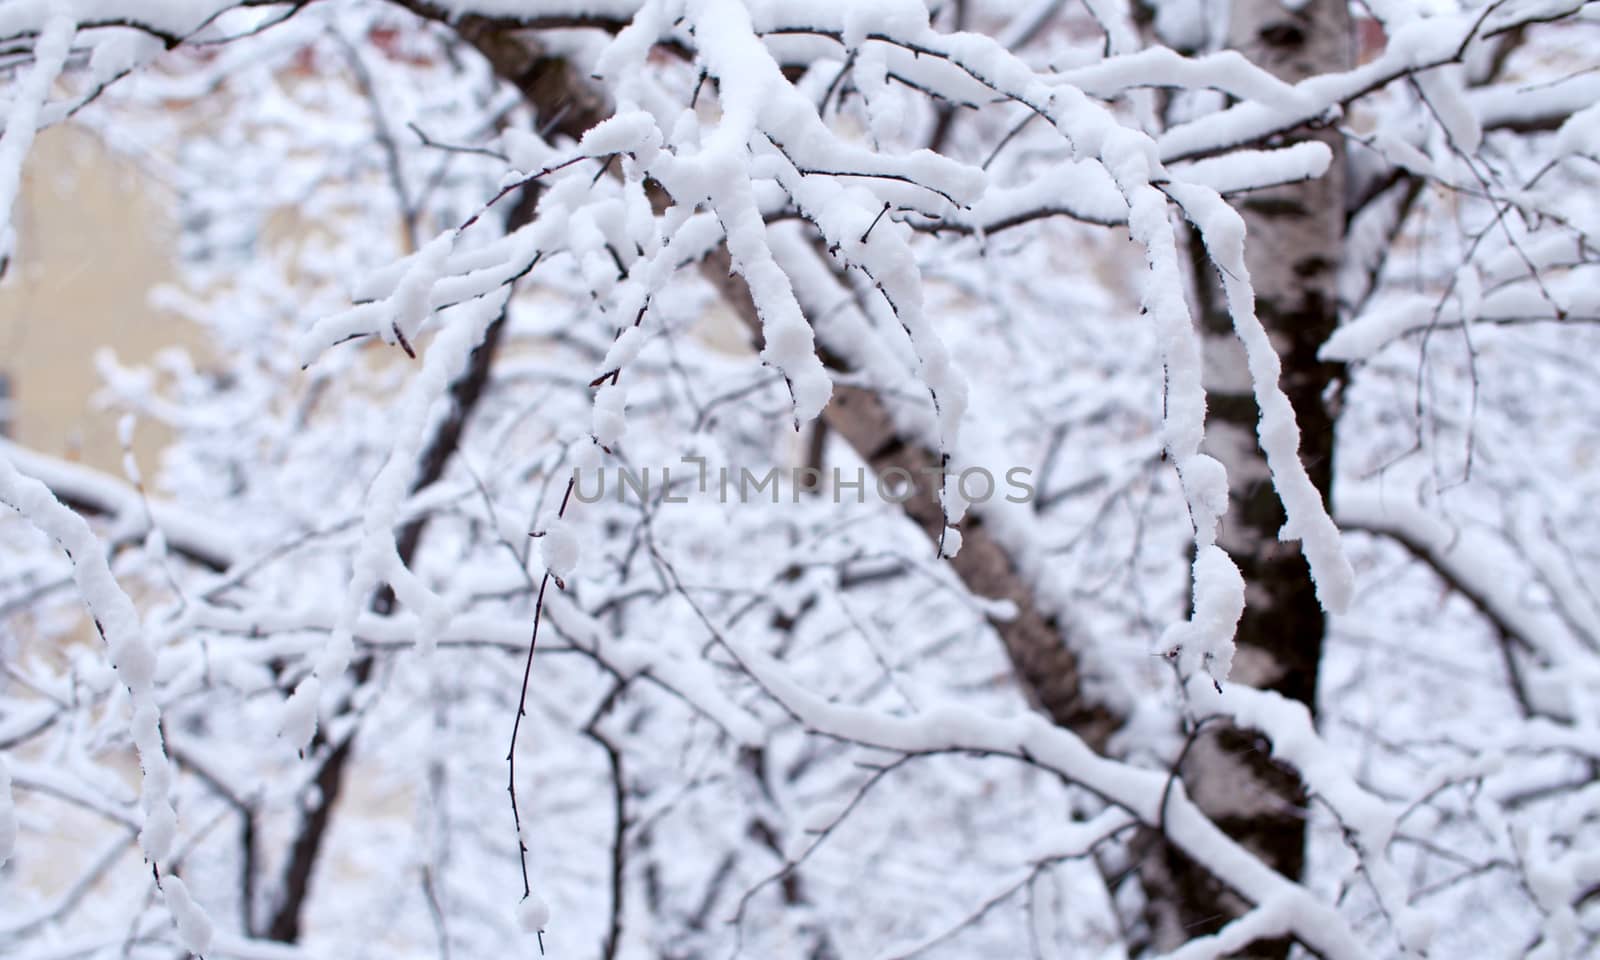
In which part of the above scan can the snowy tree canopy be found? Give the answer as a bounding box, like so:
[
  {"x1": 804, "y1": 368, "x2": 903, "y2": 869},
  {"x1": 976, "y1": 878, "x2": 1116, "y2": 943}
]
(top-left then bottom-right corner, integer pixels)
[{"x1": 2, "y1": 1, "x2": 1599, "y2": 958}]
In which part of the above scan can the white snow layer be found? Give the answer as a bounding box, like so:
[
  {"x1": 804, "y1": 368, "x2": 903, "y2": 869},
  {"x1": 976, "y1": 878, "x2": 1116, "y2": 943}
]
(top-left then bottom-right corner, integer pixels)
[
  {"x1": 162, "y1": 875, "x2": 216, "y2": 956},
  {"x1": 0, "y1": 756, "x2": 14, "y2": 868},
  {"x1": 539, "y1": 519, "x2": 581, "y2": 580},
  {"x1": 0, "y1": 15, "x2": 72, "y2": 268}
]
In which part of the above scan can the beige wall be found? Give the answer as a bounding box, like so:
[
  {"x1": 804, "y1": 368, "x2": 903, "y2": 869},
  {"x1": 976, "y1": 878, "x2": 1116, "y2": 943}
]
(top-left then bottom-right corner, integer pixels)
[{"x1": 0, "y1": 124, "x2": 196, "y2": 473}]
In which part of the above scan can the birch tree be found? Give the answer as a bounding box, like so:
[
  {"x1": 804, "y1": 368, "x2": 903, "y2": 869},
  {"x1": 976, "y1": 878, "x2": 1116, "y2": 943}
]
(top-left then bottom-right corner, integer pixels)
[{"x1": 2, "y1": 2, "x2": 1598, "y2": 958}]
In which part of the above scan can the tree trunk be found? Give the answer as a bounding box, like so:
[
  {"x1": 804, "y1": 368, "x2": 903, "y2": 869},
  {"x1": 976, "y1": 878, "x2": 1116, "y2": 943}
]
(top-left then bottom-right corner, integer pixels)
[{"x1": 1145, "y1": 0, "x2": 1353, "y2": 953}]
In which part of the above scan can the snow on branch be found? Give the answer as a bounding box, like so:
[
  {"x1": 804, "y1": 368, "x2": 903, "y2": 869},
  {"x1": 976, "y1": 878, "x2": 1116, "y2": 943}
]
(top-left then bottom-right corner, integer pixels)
[
  {"x1": 1157, "y1": 0, "x2": 1593, "y2": 163},
  {"x1": 0, "y1": 14, "x2": 71, "y2": 271},
  {"x1": 0, "y1": 438, "x2": 239, "y2": 572},
  {"x1": 0, "y1": 453, "x2": 213, "y2": 946},
  {"x1": 1324, "y1": 270, "x2": 1600, "y2": 363},
  {"x1": 1337, "y1": 485, "x2": 1600, "y2": 718},
  {"x1": 285, "y1": 259, "x2": 509, "y2": 750},
  {"x1": 713, "y1": 627, "x2": 1372, "y2": 960},
  {"x1": 3, "y1": 0, "x2": 1597, "y2": 955},
  {"x1": 1170, "y1": 184, "x2": 1354, "y2": 615}
]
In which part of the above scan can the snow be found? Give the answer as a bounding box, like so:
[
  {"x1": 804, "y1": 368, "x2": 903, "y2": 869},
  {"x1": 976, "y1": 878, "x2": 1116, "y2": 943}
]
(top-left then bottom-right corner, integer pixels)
[
  {"x1": 1369, "y1": 129, "x2": 1435, "y2": 179},
  {"x1": 517, "y1": 893, "x2": 551, "y2": 932},
  {"x1": 1161, "y1": 900, "x2": 1291, "y2": 960},
  {"x1": 289, "y1": 276, "x2": 510, "y2": 748},
  {"x1": 963, "y1": 158, "x2": 1128, "y2": 229},
  {"x1": 0, "y1": 756, "x2": 14, "y2": 868},
  {"x1": 279, "y1": 677, "x2": 321, "y2": 751},
  {"x1": 390, "y1": 234, "x2": 456, "y2": 349},
  {"x1": 1414, "y1": 65, "x2": 1481, "y2": 153},
  {"x1": 599, "y1": 325, "x2": 647, "y2": 374},
  {"x1": 1168, "y1": 183, "x2": 1354, "y2": 614},
  {"x1": 1097, "y1": 131, "x2": 1266, "y2": 684},
  {"x1": 0, "y1": 446, "x2": 181, "y2": 867},
  {"x1": 1335, "y1": 486, "x2": 1594, "y2": 684},
  {"x1": 579, "y1": 110, "x2": 662, "y2": 164},
  {"x1": 1158, "y1": 2, "x2": 1593, "y2": 163},
  {"x1": 1174, "y1": 141, "x2": 1331, "y2": 196},
  {"x1": 162, "y1": 875, "x2": 216, "y2": 956},
  {"x1": 1147, "y1": 0, "x2": 1208, "y2": 50},
  {"x1": 0, "y1": 2, "x2": 238, "y2": 39},
  {"x1": 1054, "y1": 48, "x2": 1313, "y2": 115},
  {"x1": 0, "y1": 14, "x2": 71, "y2": 269},
  {"x1": 539, "y1": 519, "x2": 580, "y2": 580},
  {"x1": 939, "y1": 525, "x2": 963, "y2": 559},
  {"x1": 572, "y1": 439, "x2": 603, "y2": 472},
  {"x1": 1471, "y1": 71, "x2": 1600, "y2": 132},
  {"x1": 0, "y1": 439, "x2": 240, "y2": 569},
  {"x1": 716, "y1": 631, "x2": 1371, "y2": 958},
  {"x1": 300, "y1": 231, "x2": 455, "y2": 361},
  {"x1": 1327, "y1": 298, "x2": 1440, "y2": 363},
  {"x1": 1168, "y1": 544, "x2": 1246, "y2": 682},
  {"x1": 502, "y1": 127, "x2": 556, "y2": 173},
  {"x1": 4, "y1": 2, "x2": 1597, "y2": 956},
  {"x1": 1555, "y1": 101, "x2": 1600, "y2": 159},
  {"x1": 593, "y1": 383, "x2": 628, "y2": 447},
  {"x1": 140, "y1": 792, "x2": 178, "y2": 865},
  {"x1": 1326, "y1": 266, "x2": 1600, "y2": 362}
]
